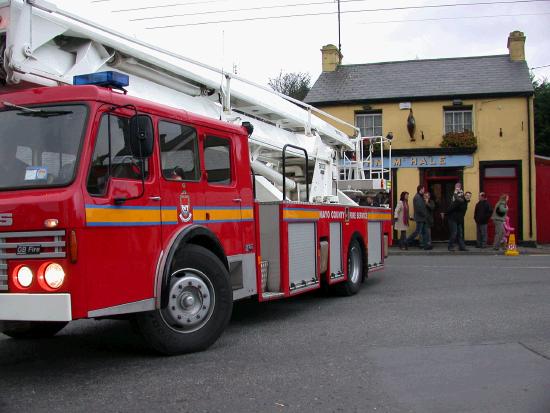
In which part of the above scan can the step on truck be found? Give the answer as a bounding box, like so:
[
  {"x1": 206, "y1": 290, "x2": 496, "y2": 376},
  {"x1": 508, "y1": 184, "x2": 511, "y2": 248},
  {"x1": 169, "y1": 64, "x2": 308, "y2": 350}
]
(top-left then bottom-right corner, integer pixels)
[{"x1": 0, "y1": 0, "x2": 392, "y2": 354}]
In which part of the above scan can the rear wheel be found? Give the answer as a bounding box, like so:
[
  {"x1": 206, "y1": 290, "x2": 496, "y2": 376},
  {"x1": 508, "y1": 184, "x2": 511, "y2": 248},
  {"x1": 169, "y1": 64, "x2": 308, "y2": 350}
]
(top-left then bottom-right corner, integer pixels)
[
  {"x1": 333, "y1": 237, "x2": 365, "y2": 296},
  {"x1": 0, "y1": 321, "x2": 68, "y2": 339},
  {"x1": 135, "y1": 244, "x2": 233, "y2": 355}
]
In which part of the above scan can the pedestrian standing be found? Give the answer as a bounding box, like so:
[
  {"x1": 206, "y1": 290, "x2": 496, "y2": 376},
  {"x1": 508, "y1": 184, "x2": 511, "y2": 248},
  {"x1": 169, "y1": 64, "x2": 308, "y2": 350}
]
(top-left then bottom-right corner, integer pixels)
[
  {"x1": 447, "y1": 186, "x2": 469, "y2": 251},
  {"x1": 376, "y1": 191, "x2": 389, "y2": 207},
  {"x1": 423, "y1": 192, "x2": 435, "y2": 250},
  {"x1": 394, "y1": 191, "x2": 410, "y2": 250},
  {"x1": 406, "y1": 185, "x2": 427, "y2": 248},
  {"x1": 458, "y1": 191, "x2": 472, "y2": 249},
  {"x1": 474, "y1": 192, "x2": 492, "y2": 248},
  {"x1": 452, "y1": 182, "x2": 464, "y2": 202},
  {"x1": 492, "y1": 194, "x2": 509, "y2": 250}
]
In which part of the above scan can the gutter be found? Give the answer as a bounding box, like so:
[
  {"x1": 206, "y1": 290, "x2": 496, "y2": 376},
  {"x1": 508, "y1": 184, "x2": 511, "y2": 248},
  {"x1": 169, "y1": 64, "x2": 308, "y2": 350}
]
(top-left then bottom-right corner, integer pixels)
[{"x1": 306, "y1": 91, "x2": 535, "y2": 107}]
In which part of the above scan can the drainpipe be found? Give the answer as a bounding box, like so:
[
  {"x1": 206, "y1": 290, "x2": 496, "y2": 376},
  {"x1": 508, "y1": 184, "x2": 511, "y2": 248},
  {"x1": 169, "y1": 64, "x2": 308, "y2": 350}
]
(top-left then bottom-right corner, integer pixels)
[{"x1": 527, "y1": 96, "x2": 533, "y2": 239}]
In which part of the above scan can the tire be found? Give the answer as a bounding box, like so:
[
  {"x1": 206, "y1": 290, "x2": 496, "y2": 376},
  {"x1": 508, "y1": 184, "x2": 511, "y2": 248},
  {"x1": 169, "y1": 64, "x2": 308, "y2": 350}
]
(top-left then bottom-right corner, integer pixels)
[
  {"x1": 135, "y1": 244, "x2": 233, "y2": 355},
  {"x1": 333, "y1": 237, "x2": 365, "y2": 296},
  {"x1": 0, "y1": 321, "x2": 68, "y2": 339}
]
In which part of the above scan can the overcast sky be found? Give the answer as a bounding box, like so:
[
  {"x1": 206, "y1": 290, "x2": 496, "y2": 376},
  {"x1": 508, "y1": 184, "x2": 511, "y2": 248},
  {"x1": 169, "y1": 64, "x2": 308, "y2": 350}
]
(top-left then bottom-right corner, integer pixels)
[{"x1": 56, "y1": 0, "x2": 550, "y2": 86}]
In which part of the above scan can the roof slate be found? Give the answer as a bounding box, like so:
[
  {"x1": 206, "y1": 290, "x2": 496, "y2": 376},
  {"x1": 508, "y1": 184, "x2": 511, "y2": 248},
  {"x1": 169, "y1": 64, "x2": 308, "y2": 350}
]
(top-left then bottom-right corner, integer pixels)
[{"x1": 304, "y1": 55, "x2": 534, "y2": 104}]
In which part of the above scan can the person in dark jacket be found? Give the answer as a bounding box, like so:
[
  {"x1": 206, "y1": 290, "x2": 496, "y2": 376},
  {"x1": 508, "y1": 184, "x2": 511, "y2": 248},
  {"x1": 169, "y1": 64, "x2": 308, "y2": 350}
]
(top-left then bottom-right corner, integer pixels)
[
  {"x1": 406, "y1": 185, "x2": 427, "y2": 248},
  {"x1": 447, "y1": 190, "x2": 471, "y2": 251},
  {"x1": 423, "y1": 191, "x2": 435, "y2": 250},
  {"x1": 459, "y1": 191, "x2": 472, "y2": 242},
  {"x1": 474, "y1": 192, "x2": 492, "y2": 248}
]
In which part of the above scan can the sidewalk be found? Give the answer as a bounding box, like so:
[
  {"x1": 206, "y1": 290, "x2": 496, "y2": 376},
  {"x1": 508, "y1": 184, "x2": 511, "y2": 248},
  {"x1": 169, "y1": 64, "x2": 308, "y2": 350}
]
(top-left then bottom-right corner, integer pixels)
[{"x1": 389, "y1": 242, "x2": 550, "y2": 256}]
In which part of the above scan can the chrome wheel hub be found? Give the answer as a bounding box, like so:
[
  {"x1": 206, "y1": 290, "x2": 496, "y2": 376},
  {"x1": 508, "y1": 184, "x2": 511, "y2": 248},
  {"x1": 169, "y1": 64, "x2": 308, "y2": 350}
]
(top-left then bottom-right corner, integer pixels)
[{"x1": 163, "y1": 269, "x2": 215, "y2": 333}]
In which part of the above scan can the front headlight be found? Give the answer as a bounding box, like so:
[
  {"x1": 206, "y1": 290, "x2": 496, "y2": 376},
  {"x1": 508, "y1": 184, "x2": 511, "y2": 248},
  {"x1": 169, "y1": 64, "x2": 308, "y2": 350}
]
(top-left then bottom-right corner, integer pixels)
[
  {"x1": 44, "y1": 263, "x2": 65, "y2": 289},
  {"x1": 17, "y1": 266, "x2": 33, "y2": 288}
]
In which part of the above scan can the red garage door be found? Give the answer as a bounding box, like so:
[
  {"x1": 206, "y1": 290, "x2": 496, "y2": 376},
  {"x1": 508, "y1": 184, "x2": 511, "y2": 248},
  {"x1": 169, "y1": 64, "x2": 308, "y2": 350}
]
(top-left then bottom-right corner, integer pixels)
[{"x1": 483, "y1": 166, "x2": 519, "y2": 244}]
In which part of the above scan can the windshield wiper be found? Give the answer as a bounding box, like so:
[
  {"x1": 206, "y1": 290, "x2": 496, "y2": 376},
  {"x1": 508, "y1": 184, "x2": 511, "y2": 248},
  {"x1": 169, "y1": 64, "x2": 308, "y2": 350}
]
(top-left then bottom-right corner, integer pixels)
[{"x1": 2, "y1": 101, "x2": 73, "y2": 117}]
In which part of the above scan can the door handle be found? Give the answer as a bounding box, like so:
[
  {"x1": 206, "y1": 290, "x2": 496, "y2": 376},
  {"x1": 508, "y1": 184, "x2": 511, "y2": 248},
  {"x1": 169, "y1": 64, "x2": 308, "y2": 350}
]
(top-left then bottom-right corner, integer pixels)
[
  {"x1": 232, "y1": 198, "x2": 242, "y2": 203},
  {"x1": 149, "y1": 196, "x2": 161, "y2": 201}
]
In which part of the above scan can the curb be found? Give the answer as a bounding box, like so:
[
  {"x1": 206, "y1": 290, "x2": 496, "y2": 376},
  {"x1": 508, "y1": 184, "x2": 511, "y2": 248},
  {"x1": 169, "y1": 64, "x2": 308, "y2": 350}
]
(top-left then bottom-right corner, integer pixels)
[{"x1": 389, "y1": 247, "x2": 549, "y2": 256}]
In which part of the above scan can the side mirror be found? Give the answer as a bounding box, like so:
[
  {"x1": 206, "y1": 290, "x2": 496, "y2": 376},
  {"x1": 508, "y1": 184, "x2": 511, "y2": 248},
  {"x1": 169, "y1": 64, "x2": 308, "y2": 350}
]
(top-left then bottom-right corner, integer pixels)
[
  {"x1": 129, "y1": 115, "x2": 154, "y2": 159},
  {"x1": 242, "y1": 121, "x2": 254, "y2": 136}
]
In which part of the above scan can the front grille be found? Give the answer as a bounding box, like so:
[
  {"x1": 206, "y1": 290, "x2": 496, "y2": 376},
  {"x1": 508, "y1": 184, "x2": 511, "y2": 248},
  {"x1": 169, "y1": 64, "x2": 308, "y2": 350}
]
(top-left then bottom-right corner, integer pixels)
[
  {"x1": 0, "y1": 231, "x2": 66, "y2": 260},
  {"x1": 0, "y1": 259, "x2": 7, "y2": 292}
]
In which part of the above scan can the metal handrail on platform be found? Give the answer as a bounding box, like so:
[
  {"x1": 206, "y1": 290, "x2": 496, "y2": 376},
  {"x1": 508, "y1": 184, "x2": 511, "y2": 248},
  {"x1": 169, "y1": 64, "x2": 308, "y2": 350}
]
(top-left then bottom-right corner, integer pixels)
[{"x1": 339, "y1": 135, "x2": 392, "y2": 185}]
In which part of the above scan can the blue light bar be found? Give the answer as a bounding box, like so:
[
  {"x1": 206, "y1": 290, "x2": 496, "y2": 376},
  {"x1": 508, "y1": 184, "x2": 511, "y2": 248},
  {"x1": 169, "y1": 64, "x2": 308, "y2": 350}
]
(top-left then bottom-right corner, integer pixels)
[{"x1": 73, "y1": 71, "x2": 129, "y2": 88}]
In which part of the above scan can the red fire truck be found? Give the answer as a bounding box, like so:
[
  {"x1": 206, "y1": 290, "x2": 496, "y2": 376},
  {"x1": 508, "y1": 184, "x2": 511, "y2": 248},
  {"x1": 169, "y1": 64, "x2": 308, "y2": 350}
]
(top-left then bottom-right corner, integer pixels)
[{"x1": 0, "y1": 0, "x2": 392, "y2": 354}]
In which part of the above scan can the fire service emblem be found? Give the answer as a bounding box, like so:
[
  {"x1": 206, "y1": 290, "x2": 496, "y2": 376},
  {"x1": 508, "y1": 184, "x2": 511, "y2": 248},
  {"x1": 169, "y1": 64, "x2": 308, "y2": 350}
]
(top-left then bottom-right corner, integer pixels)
[{"x1": 179, "y1": 192, "x2": 192, "y2": 223}]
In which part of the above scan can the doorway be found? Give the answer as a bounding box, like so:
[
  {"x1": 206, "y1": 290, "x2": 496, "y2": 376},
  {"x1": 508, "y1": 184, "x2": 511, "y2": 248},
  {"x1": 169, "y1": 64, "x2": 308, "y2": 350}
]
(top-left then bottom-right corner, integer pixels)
[
  {"x1": 424, "y1": 168, "x2": 462, "y2": 241},
  {"x1": 481, "y1": 164, "x2": 520, "y2": 244}
]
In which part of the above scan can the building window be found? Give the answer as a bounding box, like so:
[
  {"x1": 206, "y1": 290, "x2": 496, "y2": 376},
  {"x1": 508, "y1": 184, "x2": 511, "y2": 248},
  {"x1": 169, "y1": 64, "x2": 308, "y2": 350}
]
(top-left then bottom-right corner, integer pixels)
[
  {"x1": 444, "y1": 109, "x2": 472, "y2": 133},
  {"x1": 356, "y1": 113, "x2": 382, "y2": 137},
  {"x1": 484, "y1": 167, "x2": 516, "y2": 178}
]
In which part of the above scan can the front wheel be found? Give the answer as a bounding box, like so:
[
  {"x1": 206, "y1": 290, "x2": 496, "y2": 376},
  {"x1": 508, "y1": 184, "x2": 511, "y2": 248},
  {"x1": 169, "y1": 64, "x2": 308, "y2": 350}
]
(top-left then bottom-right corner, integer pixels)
[
  {"x1": 135, "y1": 244, "x2": 233, "y2": 355},
  {"x1": 0, "y1": 321, "x2": 68, "y2": 339},
  {"x1": 333, "y1": 237, "x2": 365, "y2": 296}
]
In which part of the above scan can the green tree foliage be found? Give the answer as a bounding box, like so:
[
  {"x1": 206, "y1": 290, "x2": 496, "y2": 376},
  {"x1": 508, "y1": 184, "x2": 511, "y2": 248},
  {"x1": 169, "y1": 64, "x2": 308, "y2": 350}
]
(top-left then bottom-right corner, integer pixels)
[
  {"x1": 534, "y1": 78, "x2": 550, "y2": 156},
  {"x1": 268, "y1": 71, "x2": 311, "y2": 101}
]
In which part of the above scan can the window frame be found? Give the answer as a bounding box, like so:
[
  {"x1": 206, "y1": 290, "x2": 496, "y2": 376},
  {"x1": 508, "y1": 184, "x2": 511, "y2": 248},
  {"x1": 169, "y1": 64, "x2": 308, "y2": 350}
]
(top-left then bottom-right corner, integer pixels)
[
  {"x1": 355, "y1": 111, "x2": 383, "y2": 137},
  {"x1": 158, "y1": 119, "x2": 201, "y2": 183},
  {"x1": 0, "y1": 102, "x2": 89, "y2": 192},
  {"x1": 203, "y1": 134, "x2": 234, "y2": 186},
  {"x1": 484, "y1": 166, "x2": 517, "y2": 178},
  {"x1": 443, "y1": 107, "x2": 473, "y2": 134},
  {"x1": 86, "y1": 111, "x2": 151, "y2": 197}
]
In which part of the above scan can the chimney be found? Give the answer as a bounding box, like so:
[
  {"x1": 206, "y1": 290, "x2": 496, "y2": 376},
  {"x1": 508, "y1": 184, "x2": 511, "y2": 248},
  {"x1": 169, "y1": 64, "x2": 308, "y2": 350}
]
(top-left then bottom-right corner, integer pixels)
[
  {"x1": 507, "y1": 31, "x2": 526, "y2": 62},
  {"x1": 321, "y1": 44, "x2": 342, "y2": 72}
]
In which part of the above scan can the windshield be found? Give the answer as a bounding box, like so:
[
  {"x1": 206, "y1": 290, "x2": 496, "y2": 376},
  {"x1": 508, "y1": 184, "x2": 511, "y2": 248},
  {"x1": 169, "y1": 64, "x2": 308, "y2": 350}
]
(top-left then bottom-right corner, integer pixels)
[{"x1": 0, "y1": 104, "x2": 88, "y2": 190}]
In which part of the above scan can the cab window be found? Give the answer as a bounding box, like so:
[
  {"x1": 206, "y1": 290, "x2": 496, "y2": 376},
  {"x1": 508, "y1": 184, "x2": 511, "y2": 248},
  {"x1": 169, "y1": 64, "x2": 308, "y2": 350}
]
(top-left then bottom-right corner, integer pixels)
[
  {"x1": 204, "y1": 135, "x2": 231, "y2": 185},
  {"x1": 159, "y1": 121, "x2": 200, "y2": 181},
  {"x1": 87, "y1": 113, "x2": 149, "y2": 196}
]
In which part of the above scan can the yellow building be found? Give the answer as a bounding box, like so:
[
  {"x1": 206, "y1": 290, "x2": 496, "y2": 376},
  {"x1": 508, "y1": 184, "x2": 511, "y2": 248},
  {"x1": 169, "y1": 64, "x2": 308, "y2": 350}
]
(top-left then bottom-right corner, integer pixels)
[{"x1": 306, "y1": 32, "x2": 536, "y2": 245}]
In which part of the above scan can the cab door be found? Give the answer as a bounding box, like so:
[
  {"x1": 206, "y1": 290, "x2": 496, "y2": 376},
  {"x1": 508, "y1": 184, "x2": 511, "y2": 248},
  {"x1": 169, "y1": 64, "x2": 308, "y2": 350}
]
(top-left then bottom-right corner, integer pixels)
[
  {"x1": 199, "y1": 129, "x2": 244, "y2": 256},
  {"x1": 157, "y1": 119, "x2": 205, "y2": 240},
  {"x1": 83, "y1": 110, "x2": 161, "y2": 312}
]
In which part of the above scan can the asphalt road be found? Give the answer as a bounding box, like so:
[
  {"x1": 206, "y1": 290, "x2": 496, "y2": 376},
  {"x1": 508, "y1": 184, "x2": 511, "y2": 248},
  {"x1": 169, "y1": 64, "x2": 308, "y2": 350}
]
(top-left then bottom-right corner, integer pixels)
[{"x1": 1, "y1": 254, "x2": 549, "y2": 413}]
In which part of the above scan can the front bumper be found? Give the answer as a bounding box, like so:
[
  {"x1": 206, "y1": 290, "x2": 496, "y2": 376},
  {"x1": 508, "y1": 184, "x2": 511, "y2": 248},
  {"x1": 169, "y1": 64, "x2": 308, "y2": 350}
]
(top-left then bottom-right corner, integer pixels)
[{"x1": 0, "y1": 294, "x2": 72, "y2": 321}]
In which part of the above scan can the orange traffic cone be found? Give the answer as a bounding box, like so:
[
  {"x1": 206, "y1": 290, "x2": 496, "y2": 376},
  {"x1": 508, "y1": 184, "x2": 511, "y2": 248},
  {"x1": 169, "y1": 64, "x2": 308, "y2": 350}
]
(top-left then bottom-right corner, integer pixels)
[{"x1": 504, "y1": 233, "x2": 520, "y2": 256}]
